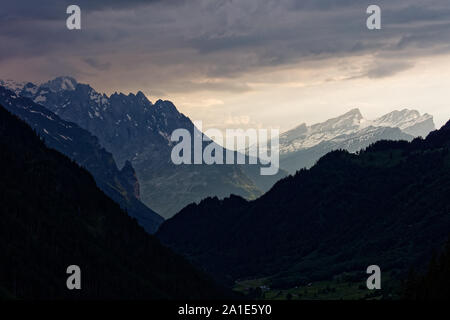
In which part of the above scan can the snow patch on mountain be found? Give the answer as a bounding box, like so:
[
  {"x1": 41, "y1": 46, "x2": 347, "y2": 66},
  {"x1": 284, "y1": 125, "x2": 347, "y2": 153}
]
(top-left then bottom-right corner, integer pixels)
[
  {"x1": 34, "y1": 95, "x2": 47, "y2": 103},
  {"x1": 42, "y1": 76, "x2": 77, "y2": 92},
  {"x1": 372, "y1": 109, "x2": 433, "y2": 130},
  {"x1": 0, "y1": 80, "x2": 27, "y2": 95}
]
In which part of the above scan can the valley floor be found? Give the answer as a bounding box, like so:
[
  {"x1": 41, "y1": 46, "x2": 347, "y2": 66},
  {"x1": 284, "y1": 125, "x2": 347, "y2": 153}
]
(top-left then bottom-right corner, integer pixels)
[{"x1": 233, "y1": 273, "x2": 400, "y2": 300}]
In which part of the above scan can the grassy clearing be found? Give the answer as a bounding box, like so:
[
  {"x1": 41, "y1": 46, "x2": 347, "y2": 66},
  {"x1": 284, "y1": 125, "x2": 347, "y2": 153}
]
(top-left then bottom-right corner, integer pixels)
[{"x1": 234, "y1": 273, "x2": 398, "y2": 300}]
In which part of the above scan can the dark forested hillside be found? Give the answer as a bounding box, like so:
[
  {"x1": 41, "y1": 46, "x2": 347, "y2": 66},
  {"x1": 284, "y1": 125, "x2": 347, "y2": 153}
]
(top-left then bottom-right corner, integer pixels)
[
  {"x1": 0, "y1": 86, "x2": 163, "y2": 233},
  {"x1": 404, "y1": 239, "x2": 450, "y2": 299},
  {"x1": 0, "y1": 105, "x2": 225, "y2": 299},
  {"x1": 157, "y1": 121, "x2": 450, "y2": 288}
]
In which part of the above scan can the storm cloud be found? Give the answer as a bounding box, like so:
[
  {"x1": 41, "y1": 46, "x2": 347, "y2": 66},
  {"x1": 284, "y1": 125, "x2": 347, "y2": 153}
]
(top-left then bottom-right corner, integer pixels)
[{"x1": 1, "y1": 0, "x2": 449, "y2": 95}]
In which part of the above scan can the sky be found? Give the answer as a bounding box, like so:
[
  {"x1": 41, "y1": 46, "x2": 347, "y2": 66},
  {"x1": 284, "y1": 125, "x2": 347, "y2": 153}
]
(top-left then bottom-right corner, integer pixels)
[{"x1": 1, "y1": 0, "x2": 449, "y2": 132}]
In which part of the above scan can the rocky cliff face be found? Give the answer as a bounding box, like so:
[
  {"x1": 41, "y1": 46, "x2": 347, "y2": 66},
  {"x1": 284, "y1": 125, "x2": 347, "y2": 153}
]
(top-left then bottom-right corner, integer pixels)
[{"x1": 121, "y1": 160, "x2": 141, "y2": 200}]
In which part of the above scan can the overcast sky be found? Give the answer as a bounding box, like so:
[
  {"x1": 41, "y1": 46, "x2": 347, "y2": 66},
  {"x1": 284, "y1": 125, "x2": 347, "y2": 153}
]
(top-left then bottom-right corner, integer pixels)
[{"x1": 1, "y1": 0, "x2": 449, "y2": 131}]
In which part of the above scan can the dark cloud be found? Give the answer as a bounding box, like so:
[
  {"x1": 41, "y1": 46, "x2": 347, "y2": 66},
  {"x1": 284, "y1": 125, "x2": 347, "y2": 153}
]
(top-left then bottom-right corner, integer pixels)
[
  {"x1": 2, "y1": 0, "x2": 166, "y2": 20},
  {"x1": 383, "y1": 5, "x2": 450, "y2": 24},
  {"x1": 0, "y1": 0, "x2": 449, "y2": 92},
  {"x1": 366, "y1": 61, "x2": 414, "y2": 79},
  {"x1": 286, "y1": 0, "x2": 366, "y2": 11},
  {"x1": 83, "y1": 58, "x2": 111, "y2": 71}
]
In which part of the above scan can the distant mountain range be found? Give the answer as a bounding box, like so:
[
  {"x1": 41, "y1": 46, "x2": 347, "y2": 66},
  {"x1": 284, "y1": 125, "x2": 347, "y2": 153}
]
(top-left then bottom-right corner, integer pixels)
[
  {"x1": 2, "y1": 77, "x2": 285, "y2": 218},
  {"x1": 0, "y1": 104, "x2": 226, "y2": 299},
  {"x1": 0, "y1": 77, "x2": 436, "y2": 219},
  {"x1": 157, "y1": 120, "x2": 450, "y2": 289},
  {"x1": 0, "y1": 86, "x2": 163, "y2": 233},
  {"x1": 273, "y1": 108, "x2": 434, "y2": 174}
]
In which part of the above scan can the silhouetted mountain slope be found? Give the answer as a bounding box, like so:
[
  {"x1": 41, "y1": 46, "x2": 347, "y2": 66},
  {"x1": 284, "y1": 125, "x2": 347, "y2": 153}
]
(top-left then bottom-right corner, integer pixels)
[
  {"x1": 157, "y1": 121, "x2": 450, "y2": 287},
  {"x1": 0, "y1": 86, "x2": 163, "y2": 233},
  {"x1": 0, "y1": 104, "x2": 225, "y2": 299}
]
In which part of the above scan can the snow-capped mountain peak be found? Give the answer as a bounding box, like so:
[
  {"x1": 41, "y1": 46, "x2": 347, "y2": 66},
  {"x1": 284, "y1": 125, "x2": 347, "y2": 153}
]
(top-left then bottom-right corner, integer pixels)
[
  {"x1": 0, "y1": 76, "x2": 193, "y2": 168},
  {"x1": 0, "y1": 79, "x2": 27, "y2": 95},
  {"x1": 277, "y1": 108, "x2": 435, "y2": 154},
  {"x1": 372, "y1": 109, "x2": 433, "y2": 134},
  {"x1": 41, "y1": 76, "x2": 77, "y2": 92},
  {"x1": 278, "y1": 108, "x2": 366, "y2": 153},
  {"x1": 309, "y1": 108, "x2": 363, "y2": 132}
]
